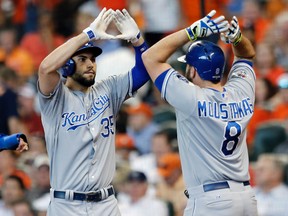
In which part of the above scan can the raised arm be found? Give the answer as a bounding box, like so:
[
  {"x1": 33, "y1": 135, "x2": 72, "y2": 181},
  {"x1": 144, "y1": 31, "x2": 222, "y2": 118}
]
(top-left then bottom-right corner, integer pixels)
[
  {"x1": 113, "y1": 9, "x2": 149, "y2": 92},
  {"x1": 142, "y1": 10, "x2": 229, "y2": 82},
  {"x1": 38, "y1": 8, "x2": 115, "y2": 96}
]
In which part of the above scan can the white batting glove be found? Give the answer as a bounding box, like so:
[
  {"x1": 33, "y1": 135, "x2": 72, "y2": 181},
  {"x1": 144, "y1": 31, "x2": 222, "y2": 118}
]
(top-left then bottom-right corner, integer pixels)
[
  {"x1": 186, "y1": 10, "x2": 229, "y2": 41},
  {"x1": 220, "y1": 16, "x2": 242, "y2": 46},
  {"x1": 83, "y1": 7, "x2": 115, "y2": 41},
  {"x1": 113, "y1": 9, "x2": 141, "y2": 43}
]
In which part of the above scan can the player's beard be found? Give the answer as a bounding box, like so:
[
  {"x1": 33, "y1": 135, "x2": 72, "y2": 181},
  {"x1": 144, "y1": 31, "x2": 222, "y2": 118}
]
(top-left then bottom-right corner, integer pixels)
[{"x1": 72, "y1": 72, "x2": 95, "y2": 87}]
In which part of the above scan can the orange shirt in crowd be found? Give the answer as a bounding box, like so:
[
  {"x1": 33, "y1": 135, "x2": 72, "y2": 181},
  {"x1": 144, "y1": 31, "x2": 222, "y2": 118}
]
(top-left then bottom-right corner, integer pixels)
[
  {"x1": 0, "y1": 169, "x2": 32, "y2": 189},
  {"x1": 20, "y1": 32, "x2": 65, "y2": 69},
  {"x1": 254, "y1": 66, "x2": 285, "y2": 87},
  {"x1": 96, "y1": 0, "x2": 127, "y2": 10},
  {"x1": 246, "y1": 106, "x2": 272, "y2": 147},
  {"x1": 238, "y1": 18, "x2": 271, "y2": 44},
  {"x1": 12, "y1": 0, "x2": 62, "y2": 25},
  {"x1": 272, "y1": 103, "x2": 288, "y2": 121},
  {"x1": 179, "y1": 0, "x2": 228, "y2": 25},
  {"x1": 0, "y1": 47, "x2": 35, "y2": 77}
]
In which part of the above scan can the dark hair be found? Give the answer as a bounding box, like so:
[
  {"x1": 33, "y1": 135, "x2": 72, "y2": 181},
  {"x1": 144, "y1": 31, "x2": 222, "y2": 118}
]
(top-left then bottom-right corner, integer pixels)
[
  {"x1": 261, "y1": 77, "x2": 278, "y2": 100},
  {"x1": 5, "y1": 175, "x2": 25, "y2": 190},
  {"x1": 154, "y1": 128, "x2": 177, "y2": 144}
]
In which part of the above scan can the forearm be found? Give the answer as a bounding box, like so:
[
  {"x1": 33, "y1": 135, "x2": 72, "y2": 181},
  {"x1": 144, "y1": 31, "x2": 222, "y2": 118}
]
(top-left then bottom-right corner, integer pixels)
[
  {"x1": 142, "y1": 29, "x2": 189, "y2": 81},
  {"x1": 131, "y1": 36, "x2": 150, "y2": 91},
  {"x1": 145, "y1": 29, "x2": 188, "y2": 64},
  {"x1": 39, "y1": 33, "x2": 88, "y2": 74},
  {"x1": 232, "y1": 35, "x2": 256, "y2": 60}
]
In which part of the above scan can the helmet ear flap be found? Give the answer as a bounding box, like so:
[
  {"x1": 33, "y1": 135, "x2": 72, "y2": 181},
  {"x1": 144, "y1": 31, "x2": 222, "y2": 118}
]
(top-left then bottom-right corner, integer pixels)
[{"x1": 58, "y1": 59, "x2": 76, "y2": 78}]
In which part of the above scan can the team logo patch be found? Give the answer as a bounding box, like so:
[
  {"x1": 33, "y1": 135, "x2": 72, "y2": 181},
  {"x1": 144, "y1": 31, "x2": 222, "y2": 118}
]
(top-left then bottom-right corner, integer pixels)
[
  {"x1": 235, "y1": 70, "x2": 248, "y2": 78},
  {"x1": 176, "y1": 74, "x2": 189, "y2": 83}
]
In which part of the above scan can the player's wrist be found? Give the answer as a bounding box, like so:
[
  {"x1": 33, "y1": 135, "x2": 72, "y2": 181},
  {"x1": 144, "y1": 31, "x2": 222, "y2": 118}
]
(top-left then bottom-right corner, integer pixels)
[
  {"x1": 232, "y1": 32, "x2": 242, "y2": 46},
  {"x1": 185, "y1": 27, "x2": 197, "y2": 41},
  {"x1": 83, "y1": 27, "x2": 97, "y2": 41},
  {"x1": 130, "y1": 31, "x2": 141, "y2": 43}
]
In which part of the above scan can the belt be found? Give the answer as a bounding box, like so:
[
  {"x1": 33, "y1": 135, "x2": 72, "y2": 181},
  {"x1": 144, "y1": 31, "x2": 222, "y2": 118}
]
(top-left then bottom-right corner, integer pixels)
[
  {"x1": 203, "y1": 181, "x2": 250, "y2": 192},
  {"x1": 53, "y1": 186, "x2": 114, "y2": 202},
  {"x1": 184, "y1": 181, "x2": 250, "y2": 198}
]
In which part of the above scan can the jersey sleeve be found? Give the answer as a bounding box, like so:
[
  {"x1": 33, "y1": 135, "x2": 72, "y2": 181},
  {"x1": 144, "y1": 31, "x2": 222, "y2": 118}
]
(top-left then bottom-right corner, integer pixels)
[
  {"x1": 37, "y1": 79, "x2": 65, "y2": 117},
  {"x1": 156, "y1": 68, "x2": 198, "y2": 114},
  {"x1": 226, "y1": 60, "x2": 256, "y2": 101}
]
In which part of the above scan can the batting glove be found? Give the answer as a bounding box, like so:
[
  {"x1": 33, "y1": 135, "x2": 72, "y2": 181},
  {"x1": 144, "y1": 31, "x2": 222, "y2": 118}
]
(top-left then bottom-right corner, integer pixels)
[
  {"x1": 220, "y1": 16, "x2": 242, "y2": 46},
  {"x1": 186, "y1": 10, "x2": 229, "y2": 41},
  {"x1": 83, "y1": 7, "x2": 115, "y2": 41},
  {"x1": 113, "y1": 9, "x2": 141, "y2": 43}
]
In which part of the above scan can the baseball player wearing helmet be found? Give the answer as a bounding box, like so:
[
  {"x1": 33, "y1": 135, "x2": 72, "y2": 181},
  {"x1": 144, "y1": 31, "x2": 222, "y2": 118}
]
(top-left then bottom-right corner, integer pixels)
[
  {"x1": 142, "y1": 11, "x2": 258, "y2": 216},
  {"x1": 0, "y1": 133, "x2": 28, "y2": 152},
  {"x1": 37, "y1": 8, "x2": 150, "y2": 216}
]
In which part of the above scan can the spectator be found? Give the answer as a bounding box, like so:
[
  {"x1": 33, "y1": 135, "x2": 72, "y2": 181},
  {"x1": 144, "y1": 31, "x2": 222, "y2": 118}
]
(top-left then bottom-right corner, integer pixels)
[
  {"x1": 238, "y1": 0, "x2": 271, "y2": 44},
  {"x1": 254, "y1": 42, "x2": 285, "y2": 87},
  {"x1": 126, "y1": 102, "x2": 159, "y2": 155},
  {"x1": 246, "y1": 77, "x2": 277, "y2": 149},
  {"x1": 115, "y1": 133, "x2": 138, "y2": 163},
  {"x1": 272, "y1": 74, "x2": 288, "y2": 121},
  {"x1": 0, "y1": 175, "x2": 27, "y2": 216},
  {"x1": 0, "y1": 151, "x2": 31, "y2": 189},
  {"x1": 254, "y1": 154, "x2": 288, "y2": 216},
  {"x1": 12, "y1": 199, "x2": 35, "y2": 216},
  {"x1": 20, "y1": 9, "x2": 66, "y2": 72},
  {"x1": 0, "y1": 66, "x2": 27, "y2": 135},
  {"x1": 28, "y1": 154, "x2": 50, "y2": 202},
  {"x1": 156, "y1": 152, "x2": 186, "y2": 216},
  {"x1": 130, "y1": 128, "x2": 176, "y2": 185},
  {"x1": 0, "y1": 26, "x2": 34, "y2": 83},
  {"x1": 267, "y1": 11, "x2": 288, "y2": 70},
  {"x1": 118, "y1": 170, "x2": 169, "y2": 216},
  {"x1": 17, "y1": 83, "x2": 44, "y2": 137}
]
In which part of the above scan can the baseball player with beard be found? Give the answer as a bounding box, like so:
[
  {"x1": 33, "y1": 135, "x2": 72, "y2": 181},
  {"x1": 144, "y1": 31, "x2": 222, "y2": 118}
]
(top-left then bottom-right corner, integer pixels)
[
  {"x1": 37, "y1": 8, "x2": 150, "y2": 216},
  {"x1": 142, "y1": 11, "x2": 258, "y2": 216}
]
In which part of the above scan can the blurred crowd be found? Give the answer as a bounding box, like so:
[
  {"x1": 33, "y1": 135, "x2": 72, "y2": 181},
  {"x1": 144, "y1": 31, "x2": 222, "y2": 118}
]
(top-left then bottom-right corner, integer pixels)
[{"x1": 0, "y1": 0, "x2": 288, "y2": 215}]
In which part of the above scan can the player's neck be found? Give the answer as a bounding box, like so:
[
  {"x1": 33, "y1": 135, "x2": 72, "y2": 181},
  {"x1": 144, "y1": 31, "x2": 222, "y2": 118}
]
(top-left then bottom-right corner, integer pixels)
[{"x1": 201, "y1": 81, "x2": 224, "y2": 92}]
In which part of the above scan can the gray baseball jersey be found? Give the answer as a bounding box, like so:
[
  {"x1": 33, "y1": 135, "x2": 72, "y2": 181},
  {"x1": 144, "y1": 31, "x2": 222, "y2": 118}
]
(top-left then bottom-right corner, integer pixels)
[
  {"x1": 159, "y1": 60, "x2": 255, "y2": 189},
  {"x1": 38, "y1": 72, "x2": 133, "y2": 215}
]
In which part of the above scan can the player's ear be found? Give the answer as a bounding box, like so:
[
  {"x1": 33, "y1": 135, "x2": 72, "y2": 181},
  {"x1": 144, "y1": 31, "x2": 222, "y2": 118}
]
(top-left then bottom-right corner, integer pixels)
[{"x1": 186, "y1": 66, "x2": 196, "y2": 80}]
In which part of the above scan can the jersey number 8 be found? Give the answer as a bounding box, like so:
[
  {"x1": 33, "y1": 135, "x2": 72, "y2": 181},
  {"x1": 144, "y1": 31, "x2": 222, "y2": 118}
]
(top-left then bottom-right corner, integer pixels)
[{"x1": 221, "y1": 121, "x2": 241, "y2": 156}]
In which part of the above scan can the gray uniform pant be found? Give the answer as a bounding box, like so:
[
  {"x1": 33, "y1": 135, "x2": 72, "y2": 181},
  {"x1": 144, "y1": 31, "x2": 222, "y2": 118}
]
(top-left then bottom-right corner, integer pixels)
[{"x1": 184, "y1": 181, "x2": 258, "y2": 216}]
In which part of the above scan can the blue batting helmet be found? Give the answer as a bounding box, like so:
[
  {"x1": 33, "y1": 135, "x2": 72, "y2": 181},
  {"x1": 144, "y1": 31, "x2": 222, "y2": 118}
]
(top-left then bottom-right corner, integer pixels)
[
  {"x1": 58, "y1": 41, "x2": 102, "y2": 77},
  {"x1": 178, "y1": 40, "x2": 225, "y2": 82}
]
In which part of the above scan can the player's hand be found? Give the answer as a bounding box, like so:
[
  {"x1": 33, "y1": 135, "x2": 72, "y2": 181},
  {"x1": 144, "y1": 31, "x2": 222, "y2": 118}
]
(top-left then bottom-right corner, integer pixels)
[
  {"x1": 16, "y1": 138, "x2": 29, "y2": 153},
  {"x1": 83, "y1": 7, "x2": 115, "y2": 41},
  {"x1": 113, "y1": 9, "x2": 140, "y2": 43},
  {"x1": 186, "y1": 10, "x2": 229, "y2": 41},
  {"x1": 220, "y1": 16, "x2": 242, "y2": 46}
]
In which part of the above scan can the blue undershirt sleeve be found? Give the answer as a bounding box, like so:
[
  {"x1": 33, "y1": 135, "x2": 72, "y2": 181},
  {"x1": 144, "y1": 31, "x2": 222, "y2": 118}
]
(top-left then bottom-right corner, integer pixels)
[
  {"x1": 155, "y1": 69, "x2": 170, "y2": 91},
  {"x1": 0, "y1": 134, "x2": 20, "y2": 151},
  {"x1": 131, "y1": 41, "x2": 150, "y2": 92}
]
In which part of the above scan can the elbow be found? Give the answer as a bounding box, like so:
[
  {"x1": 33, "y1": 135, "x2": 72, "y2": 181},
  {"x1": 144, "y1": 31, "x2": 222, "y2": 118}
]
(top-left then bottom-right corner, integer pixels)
[
  {"x1": 250, "y1": 49, "x2": 256, "y2": 60},
  {"x1": 38, "y1": 60, "x2": 55, "y2": 76},
  {"x1": 141, "y1": 51, "x2": 149, "y2": 67},
  {"x1": 38, "y1": 61, "x2": 48, "y2": 75}
]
